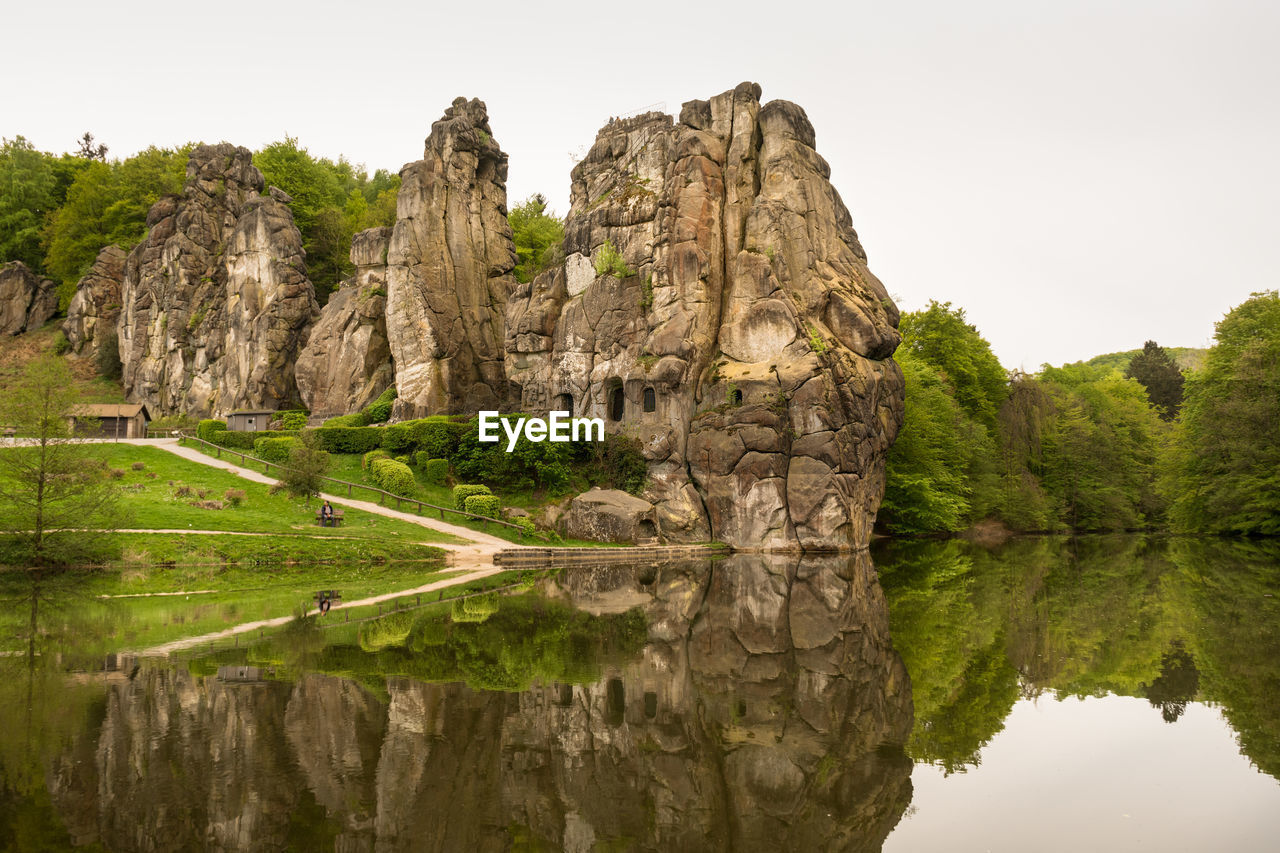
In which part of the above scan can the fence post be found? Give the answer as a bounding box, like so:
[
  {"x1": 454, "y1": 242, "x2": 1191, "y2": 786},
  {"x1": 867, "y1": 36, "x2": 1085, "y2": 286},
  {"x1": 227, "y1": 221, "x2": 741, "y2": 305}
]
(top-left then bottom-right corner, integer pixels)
[{"x1": 348, "y1": 484, "x2": 352, "y2": 498}]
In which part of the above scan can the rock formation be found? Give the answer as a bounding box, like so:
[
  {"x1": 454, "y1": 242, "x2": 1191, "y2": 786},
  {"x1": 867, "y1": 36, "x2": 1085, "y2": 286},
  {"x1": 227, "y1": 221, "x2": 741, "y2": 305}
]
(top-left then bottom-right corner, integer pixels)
[
  {"x1": 506, "y1": 83, "x2": 904, "y2": 550},
  {"x1": 385, "y1": 97, "x2": 516, "y2": 418},
  {"x1": 117, "y1": 143, "x2": 319, "y2": 417},
  {"x1": 0, "y1": 260, "x2": 58, "y2": 335},
  {"x1": 564, "y1": 487, "x2": 659, "y2": 543},
  {"x1": 63, "y1": 244, "x2": 127, "y2": 357},
  {"x1": 294, "y1": 227, "x2": 395, "y2": 416}
]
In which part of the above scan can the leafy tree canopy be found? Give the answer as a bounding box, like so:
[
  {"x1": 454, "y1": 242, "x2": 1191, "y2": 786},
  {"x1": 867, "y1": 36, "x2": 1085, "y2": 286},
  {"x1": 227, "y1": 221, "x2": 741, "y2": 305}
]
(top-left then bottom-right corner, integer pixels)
[
  {"x1": 509, "y1": 193, "x2": 564, "y2": 284},
  {"x1": 898, "y1": 300, "x2": 1008, "y2": 427},
  {"x1": 1125, "y1": 340, "x2": 1185, "y2": 419}
]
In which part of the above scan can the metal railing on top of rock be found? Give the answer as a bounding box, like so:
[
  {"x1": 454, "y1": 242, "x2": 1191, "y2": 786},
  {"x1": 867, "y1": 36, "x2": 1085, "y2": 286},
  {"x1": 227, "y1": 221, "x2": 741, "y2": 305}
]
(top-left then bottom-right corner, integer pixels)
[{"x1": 175, "y1": 431, "x2": 550, "y2": 542}]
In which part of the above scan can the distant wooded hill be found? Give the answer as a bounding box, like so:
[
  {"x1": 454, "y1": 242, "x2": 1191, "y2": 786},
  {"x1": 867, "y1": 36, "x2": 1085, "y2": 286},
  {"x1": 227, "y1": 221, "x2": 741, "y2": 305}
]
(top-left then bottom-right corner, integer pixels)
[{"x1": 1082, "y1": 347, "x2": 1207, "y2": 374}]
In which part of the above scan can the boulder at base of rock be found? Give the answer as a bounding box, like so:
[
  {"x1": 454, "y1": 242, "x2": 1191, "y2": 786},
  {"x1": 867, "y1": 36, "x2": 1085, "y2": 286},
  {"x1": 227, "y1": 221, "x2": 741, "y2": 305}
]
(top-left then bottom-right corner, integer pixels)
[
  {"x1": 564, "y1": 488, "x2": 659, "y2": 543},
  {"x1": 0, "y1": 261, "x2": 58, "y2": 335}
]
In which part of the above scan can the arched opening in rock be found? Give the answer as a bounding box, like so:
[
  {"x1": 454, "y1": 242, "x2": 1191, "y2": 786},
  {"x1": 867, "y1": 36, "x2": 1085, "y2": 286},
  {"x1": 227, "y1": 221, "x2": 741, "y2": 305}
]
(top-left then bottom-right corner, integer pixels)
[
  {"x1": 553, "y1": 392, "x2": 573, "y2": 413},
  {"x1": 737, "y1": 699, "x2": 747, "y2": 719},
  {"x1": 606, "y1": 677, "x2": 626, "y2": 726},
  {"x1": 644, "y1": 691, "x2": 658, "y2": 719},
  {"x1": 608, "y1": 383, "x2": 625, "y2": 422},
  {"x1": 637, "y1": 519, "x2": 657, "y2": 540},
  {"x1": 643, "y1": 386, "x2": 656, "y2": 412},
  {"x1": 729, "y1": 387, "x2": 743, "y2": 405},
  {"x1": 556, "y1": 683, "x2": 573, "y2": 706}
]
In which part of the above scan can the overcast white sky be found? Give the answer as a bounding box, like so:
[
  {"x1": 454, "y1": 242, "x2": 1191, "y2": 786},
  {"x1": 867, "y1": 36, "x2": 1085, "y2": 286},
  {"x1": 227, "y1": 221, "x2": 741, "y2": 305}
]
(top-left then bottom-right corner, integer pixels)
[{"x1": 6, "y1": 0, "x2": 1277, "y2": 369}]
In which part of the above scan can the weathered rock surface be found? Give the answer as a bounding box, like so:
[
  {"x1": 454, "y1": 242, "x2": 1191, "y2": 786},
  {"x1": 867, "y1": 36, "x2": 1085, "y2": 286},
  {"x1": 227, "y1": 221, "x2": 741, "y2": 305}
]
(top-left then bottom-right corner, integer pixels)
[
  {"x1": 564, "y1": 487, "x2": 659, "y2": 543},
  {"x1": 295, "y1": 226, "x2": 394, "y2": 416},
  {"x1": 118, "y1": 144, "x2": 319, "y2": 417},
  {"x1": 506, "y1": 83, "x2": 904, "y2": 550},
  {"x1": 63, "y1": 245, "x2": 127, "y2": 357},
  {"x1": 386, "y1": 98, "x2": 516, "y2": 418},
  {"x1": 0, "y1": 260, "x2": 58, "y2": 335}
]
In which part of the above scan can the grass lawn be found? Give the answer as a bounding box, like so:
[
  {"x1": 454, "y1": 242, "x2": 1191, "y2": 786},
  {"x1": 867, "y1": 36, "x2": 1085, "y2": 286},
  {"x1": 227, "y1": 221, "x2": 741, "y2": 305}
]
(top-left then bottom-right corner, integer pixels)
[
  {"x1": 187, "y1": 440, "x2": 624, "y2": 548},
  {"x1": 0, "y1": 444, "x2": 472, "y2": 568}
]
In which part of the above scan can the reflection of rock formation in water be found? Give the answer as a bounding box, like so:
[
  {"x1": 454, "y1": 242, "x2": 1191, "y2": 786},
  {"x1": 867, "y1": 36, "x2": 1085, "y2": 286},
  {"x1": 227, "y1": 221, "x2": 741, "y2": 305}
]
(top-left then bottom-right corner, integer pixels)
[{"x1": 47, "y1": 555, "x2": 911, "y2": 851}]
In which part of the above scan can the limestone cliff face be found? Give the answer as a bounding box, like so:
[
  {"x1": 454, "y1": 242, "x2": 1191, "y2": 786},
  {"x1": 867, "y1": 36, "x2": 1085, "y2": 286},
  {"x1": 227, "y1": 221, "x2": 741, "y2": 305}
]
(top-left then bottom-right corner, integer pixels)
[
  {"x1": 118, "y1": 144, "x2": 319, "y2": 417},
  {"x1": 294, "y1": 227, "x2": 394, "y2": 417},
  {"x1": 506, "y1": 83, "x2": 904, "y2": 550},
  {"x1": 63, "y1": 244, "x2": 127, "y2": 357},
  {"x1": 0, "y1": 260, "x2": 58, "y2": 335},
  {"x1": 386, "y1": 98, "x2": 516, "y2": 418}
]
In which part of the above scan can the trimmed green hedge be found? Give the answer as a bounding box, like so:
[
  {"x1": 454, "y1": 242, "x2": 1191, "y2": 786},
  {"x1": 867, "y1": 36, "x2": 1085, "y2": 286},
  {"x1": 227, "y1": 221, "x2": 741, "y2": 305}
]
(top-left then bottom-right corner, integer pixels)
[
  {"x1": 314, "y1": 426, "x2": 385, "y2": 454},
  {"x1": 369, "y1": 457, "x2": 416, "y2": 497},
  {"x1": 422, "y1": 457, "x2": 449, "y2": 485},
  {"x1": 464, "y1": 494, "x2": 501, "y2": 519},
  {"x1": 279, "y1": 411, "x2": 308, "y2": 430},
  {"x1": 363, "y1": 448, "x2": 391, "y2": 470},
  {"x1": 322, "y1": 413, "x2": 366, "y2": 428},
  {"x1": 382, "y1": 423, "x2": 413, "y2": 453},
  {"x1": 197, "y1": 419, "x2": 226, "y2": 442},
  {"x1": 514, "y1": 516, "x2": 537, "y2": 536},
  {"x1": 254, "y1": 436, "x2": 297, "y2": 464},
  {"x1": 210, "y1": 428, "x2": 298, "y2": 450},
  {"x1": 453, "y1": 484, "x2": 492, "y2": 510}
]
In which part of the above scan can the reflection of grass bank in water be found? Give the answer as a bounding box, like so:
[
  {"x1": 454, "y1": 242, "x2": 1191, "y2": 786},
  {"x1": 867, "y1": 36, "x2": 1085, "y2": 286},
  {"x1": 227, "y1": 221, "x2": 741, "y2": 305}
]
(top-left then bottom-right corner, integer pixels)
[
  {"x1": 0, "y1": 443, "x2": 466, "y2": 569},
  {"x1": 0, "y1": 559, "x2": 455, "y2": 657},
  {"x1": 185, "y1": 591, "x2": 647, "y2": 697}
]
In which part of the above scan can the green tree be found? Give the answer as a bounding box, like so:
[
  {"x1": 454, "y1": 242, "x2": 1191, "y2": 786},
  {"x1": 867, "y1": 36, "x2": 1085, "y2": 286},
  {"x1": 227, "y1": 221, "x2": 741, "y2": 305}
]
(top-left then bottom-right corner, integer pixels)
[
  {"x1": 1164, "y1": 291, "x2": 1280, "y2": 534},
  {"x1": 898, "y1": 300, "x2": 1008, "y2": 427},
  {"x1": 0, "y1": 356, "x2": 120, "y2": 567},
  {"x1": 509, "y1": 194, "x2": 565, "y2": 283},
  {"x1": 276, "y1": 430, "x2": 331, "y2": 506},
  {"x1": 0, "y1": 137, "x2": 60, "y2": 271},
  {"x1": 42, "y1": 146, "x2": 187, "y2": 303},
  {"x1": 1125, "y1": 340, "x2": 1185, "y2": 419}
]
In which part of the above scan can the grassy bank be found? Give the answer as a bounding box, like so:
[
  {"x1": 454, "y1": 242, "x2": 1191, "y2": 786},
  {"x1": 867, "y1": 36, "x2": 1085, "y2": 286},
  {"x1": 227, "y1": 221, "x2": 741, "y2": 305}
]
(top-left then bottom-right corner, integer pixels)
[
  {"x1": 0, "y1": 444, "x2": 469, "y2": 569},
  {"x1": 186, "y1": 440, "x2": 624, "y2": 548}
]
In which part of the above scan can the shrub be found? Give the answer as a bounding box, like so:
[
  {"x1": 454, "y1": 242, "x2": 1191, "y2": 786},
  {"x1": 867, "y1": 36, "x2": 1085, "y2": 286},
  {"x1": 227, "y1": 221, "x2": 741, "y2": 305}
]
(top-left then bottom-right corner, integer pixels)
[
  {"x1": 174, "y1": 484, "x2": 194, "y2": 498},
  {"x1": 453, "y1": 483, "x2": 492, "y2": 509},
  {"x1": 422, "y1": 457, "x2": 449, "y2": 485},
  {"x1": 394, "y1": 454, "x2": 410, "y2": 464},
  {"x1": 52, "y1": 331, "x2": 71, "y2": 354},
  {"x1": 363, "y1": 448, "x2": 392, "y2": 470},
  {"x1": 254, "y1": 436, "x2": 297, "y2": 464},
  {"x1": 361, "y1": 386, "x2": 397, "y2": 424},
  {"x1": 131, "y1": 461, "x2": 145, "y2": 471},
  {"x1": 322, "y1": 413, "x2": 366, "y2": 428},
  {"x1": 192, "y1": 499, "x2": 225, "y2": 510},
  {"x1": 108, "y1": 468, "x2": 125, "y2": 479},
  {"x1": 409, "y1": 416, "x2": 467, "y2": 459},
  {"x1": 224, "y1": 488, "x2": 245, "y2": 507},
  {"x1": 279, "y1": 411, "x2": 308, "y2": 430},
  {"x1": 314, "y1": 426, "x2": 385, "y2": 454},
  {"x1": 369, "y1": 457, "x2": 416, "y2": 497},
  {"x1": 514, "y1": 516, "x2": 537, "y2": 536},
  {"x1": 197, "y1": 419, "x2": 226, "y2": 442},
  {"x1": 210, "y1": 429, "x2": 255, "y2": 449},
  {"x1": 593, "y1": 239, "x2": 633, "y2": 279},
  {"x1": 381, "y1": 423, "x2": 413, "y2": 453}
]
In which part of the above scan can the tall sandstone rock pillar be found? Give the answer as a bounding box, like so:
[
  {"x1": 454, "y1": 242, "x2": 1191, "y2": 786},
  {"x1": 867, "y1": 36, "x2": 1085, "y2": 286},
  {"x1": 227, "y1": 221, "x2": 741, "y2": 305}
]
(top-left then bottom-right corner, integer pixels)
[
  {"x1": 118, "y1": 144, "x2": 319, "y2": 417},
  {"x1": 506, "y1": 83, "x2": 905, "y2": 550},
  {"x1": 386, "y1": 98, "x2": 516, "y2": 418}
]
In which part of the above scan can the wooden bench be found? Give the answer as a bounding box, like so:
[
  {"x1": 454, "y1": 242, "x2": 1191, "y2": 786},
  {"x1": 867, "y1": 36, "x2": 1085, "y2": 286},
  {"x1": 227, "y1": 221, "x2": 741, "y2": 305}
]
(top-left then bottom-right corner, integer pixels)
[{"x1": 315, "y1": 508, "x2": 345, "y2": 527}]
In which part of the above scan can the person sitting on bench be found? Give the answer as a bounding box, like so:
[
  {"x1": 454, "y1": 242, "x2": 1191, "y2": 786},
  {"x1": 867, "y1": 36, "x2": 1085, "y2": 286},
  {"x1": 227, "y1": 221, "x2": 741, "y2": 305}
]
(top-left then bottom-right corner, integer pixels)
[{"x1": 320, "y1": 500, "x2": 335, "y2": 527}]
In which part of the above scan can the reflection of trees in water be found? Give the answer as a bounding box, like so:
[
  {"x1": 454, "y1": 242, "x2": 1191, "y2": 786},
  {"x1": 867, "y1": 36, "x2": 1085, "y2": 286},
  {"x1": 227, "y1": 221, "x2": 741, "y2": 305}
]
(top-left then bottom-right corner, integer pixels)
[
  {"x1": 1142, "y1": 640, "x2": 1200, "y2": 723},
  {"x1": 33, "y1": 553, "x2": 914, "y2": 852},
  {"x1": 876, "y1": 535, "x2": 1280, "y2": 779}
]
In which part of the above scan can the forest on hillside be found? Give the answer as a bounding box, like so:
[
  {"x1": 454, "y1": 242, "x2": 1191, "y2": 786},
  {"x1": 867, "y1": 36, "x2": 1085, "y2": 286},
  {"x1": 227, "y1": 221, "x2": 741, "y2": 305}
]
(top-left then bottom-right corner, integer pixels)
[{"x1": 2, "y1": 133, "x2": 1276, "y2": 538}]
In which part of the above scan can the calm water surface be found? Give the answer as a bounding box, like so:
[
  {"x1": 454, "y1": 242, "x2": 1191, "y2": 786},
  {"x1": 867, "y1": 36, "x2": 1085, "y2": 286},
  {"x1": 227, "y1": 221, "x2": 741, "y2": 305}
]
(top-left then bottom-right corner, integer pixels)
[{"x1": 0, "y1": 536, "x2": 1276, "y2": 851}]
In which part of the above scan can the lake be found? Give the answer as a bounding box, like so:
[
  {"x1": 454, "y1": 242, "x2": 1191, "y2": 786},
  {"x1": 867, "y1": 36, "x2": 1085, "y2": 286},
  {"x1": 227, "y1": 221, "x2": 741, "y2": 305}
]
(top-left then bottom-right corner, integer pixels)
[{"x1": 0, "y1": 536, "x2": 1277, "y2": 851}]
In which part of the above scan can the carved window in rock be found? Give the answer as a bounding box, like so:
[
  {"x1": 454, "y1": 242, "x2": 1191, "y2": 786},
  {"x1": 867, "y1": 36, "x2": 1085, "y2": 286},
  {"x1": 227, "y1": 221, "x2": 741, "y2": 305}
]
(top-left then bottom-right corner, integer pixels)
[
  {"x1": 553, "y1": 392, "x2": 573, "y2": 414},
  {"x1": 608, "y1": 384, "x2": 625, "y2": 422},
  {"x1": 606, "y1": 678, "x2": 626, "y2": 726},
  {"x1": 729, "y1": 388, "x2": 743, "y2": 405},
  {"x1": 642, "y1": 387, "x2": 656, "y2": 413}
]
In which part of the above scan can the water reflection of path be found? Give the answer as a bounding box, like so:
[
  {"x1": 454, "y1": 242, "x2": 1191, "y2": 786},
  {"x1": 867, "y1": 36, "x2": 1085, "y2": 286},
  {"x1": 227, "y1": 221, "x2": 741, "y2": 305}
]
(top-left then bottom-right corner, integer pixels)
[{"x1": 39, "y1": 553, "x2": 914, "y2": 852}]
